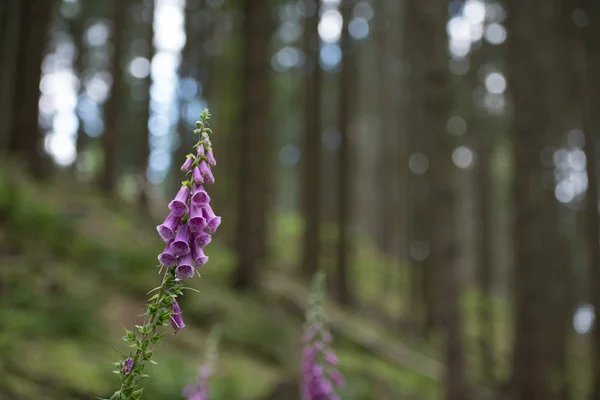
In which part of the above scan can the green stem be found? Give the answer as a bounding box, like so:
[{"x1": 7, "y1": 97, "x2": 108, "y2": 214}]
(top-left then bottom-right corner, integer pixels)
[{"x1": 114, "y1": 267, "x2": 178, "y2": 399}]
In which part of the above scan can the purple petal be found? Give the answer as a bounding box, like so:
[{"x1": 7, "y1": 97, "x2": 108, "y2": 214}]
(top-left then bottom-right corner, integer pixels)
[
  {"x1": 325, "y1": 350, "x2": 338, "y2": 365},
  {"x1": 191, "y1": 183, "x2": 210, "y2": 205},
  {"x1": 188, "y1": 204, "x2": 207, "y2": 233},
  {"x1": 193, "y1": 166, "x2": 204, "y2": 184},
  {"x1": 171, "y1": 223, "x2": 191, "y2": 256},
  {"x1": 194, "y1": 233, "x2": 212, "y2": 248},
  {"x1": 202, "y1": 203, "x2": 221, "y2": 233},
  {"x1": 168, "y1": 185, "x2": 190, "y2": 216},
  {"x1": 176, "y1": 254, "x2": 195, "y2": 280},
  {"x1": 181, "y1": 157, "x2": 194, "y2": 171},
  {"x1": 199, "y1": 160, "x2": 214, "y2": 184},
  {"x1": 191, "y1": 243, "x2": 209, "y2": 266},
  {"x1": 156, "y1": 212, "x2": 182, "y2": 241},
  {"x1": 197, "y1": 143, "x2": 205, "y2": 156},
  {"x1": 170, "y1": 299, "x2": 185, "y2": 332},
  {"x1": 330, "y1": 370, "x2": 345, "y2": 387},
  {"x1": 158, "y1": 240, "x2": 177, "y2": 267},
  {"x1": 121, "y1": 357, "x2": 134, "y2": 375},
  {"x1": 206, "y1": 149, "x2": 216, "y2": 166}
]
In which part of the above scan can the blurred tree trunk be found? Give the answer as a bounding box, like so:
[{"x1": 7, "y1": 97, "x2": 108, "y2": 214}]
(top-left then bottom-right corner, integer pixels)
[
  {"x1": 580, "y1": 2, "x2": 600, "y2": 398},
  {"x1": 137, "y1": 0, "x2": 155, "y2": 207},
  {"x1": 173, "y1": 1, "x2": 197, "y2": 196},
  {"x1": 301, "y1": 0, "x2": 322, "y2": 279},
  {"x1": 412, "y1": 0, "x2": 468, "y2": 398},
  {"x1": 404, "y1": 0, "x2": 435, "y2": 330},
  {"x1": 101, "y1": 0, "x2": 126, "y2": 193},
  {"x1": 335, "y1": 0, "x2": 354, "y2": 306},
  {"x1": 0, "y1": 3, "x2": 22, "y2": 152},
  {"x1": 374, "y1": 0, "x2": 398, "y2": 297},
  {"x1": 233, "y1": 0, "x2": 271, "y2": 290},
  {"x1": 70, "y1": 3, "x2": 88, "y2": 161},
  {"x1": 468, "y1": 38, "x2": 496, "y2": 384},
  {"x1": 7, "y1": 0, "x2": 53, "y2": 178},
  {"x1": 507, "y1": 2, "x2": 572, "y2": 398}
]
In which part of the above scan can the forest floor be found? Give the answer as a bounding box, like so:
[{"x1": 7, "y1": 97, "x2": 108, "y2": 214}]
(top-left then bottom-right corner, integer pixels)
[{"x1": 0, "y1": 167, "x2": 446, "y2": 400}]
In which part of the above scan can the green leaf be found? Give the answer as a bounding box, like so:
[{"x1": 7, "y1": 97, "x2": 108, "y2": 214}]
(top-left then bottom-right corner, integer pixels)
[{"x1": 132, "y1": 388, "x2": 144, "y2": 399}]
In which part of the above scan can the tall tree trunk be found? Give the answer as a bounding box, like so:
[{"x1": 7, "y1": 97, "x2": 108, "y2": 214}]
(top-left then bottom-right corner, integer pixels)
[
  {"x1": 300, "y1": 0, "x2": 322, "y2": 279},
  {"x1": 70, "y1": 3, "x2": 87, "y2": 161},
  {"x1": 0, "y1": 2, "x2": 22, "y2": 152},
  {"x1": 413, "y1": 0, "x2": 468, "y2": 397},
  {"x1": 233, "y1": 0, "x2": 271, "y2": 290},
  {"x1": 468, "y1": 36, "x2": 496, "y2": 384},
  {"x1": 507, "y1": 2, "x2": 572, "y2": 398},
  {"x1": 137, "y1": 0, "x2": 155, "y2": 207},
  {"x1": 404, "y1": 0, "x2": 435, "y2": 330},
  {"x1": 374, "y1": 0, "x2": 398, "y2": 297},
  {"x1": 101, "y1": 0, "x2": 126, "y2": 193},
  {"x1": 335, "y1": 0, "x2": 354, "y2": 306},
  {"x1": 8, "y1": 0, "x2": 53, "y2": 177},
  {"x1": 581, "y1": 1, "x2": 600, "y2": 398}
]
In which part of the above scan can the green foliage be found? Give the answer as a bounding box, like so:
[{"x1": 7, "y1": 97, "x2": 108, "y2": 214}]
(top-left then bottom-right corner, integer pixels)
[{"x1": 0, "y1": 165, "x2": 446, "y2": 400}]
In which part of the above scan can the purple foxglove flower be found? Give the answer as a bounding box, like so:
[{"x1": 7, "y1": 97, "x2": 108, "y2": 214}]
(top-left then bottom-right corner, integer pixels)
[
  {"x1": 330, "y1": 370, "x2": 344, "y2": 387},
  {"x1": 206, "y1": 149, "x2": 216, "y2": 166},
  {"x1": 188, "y1": 204, "x2": 207, "y2": 233},
  {"x1": 170, "y1": 299, "x2": 185, "y2": 332},
  {"x1": 199, "y1": 160, "x2": 214, "y2": 184},
  {"x1": 121, "y1": 357, "x2": 134, "y2": 375},
  {"x1": 181, "y1": 156, "x2": 194, "y2": 171},
  {"x1": 197, "y1": 143, "x2": 205, "y2": 156},
  {"x1": 202, "y1": 203, "x2": 221, "y2": 233},
  {"x1": 193, "y1": 166, "x2": 204, "y2": 184},
  {"x1": 191, "y1": 243, "x2": 209, "y2": 266},
  {"x1": 158, "y1": 240, "x2": 177, "y2": 267},
  {"x1": 176, "y1": 254, "x2": 195, "y2": 280},
  {"x1": 302, "y1": 272, "x2": 344, "y2": 400},
  {"x1": 169, "y1": 185, "x2": 190, "y2": 217},
  {"x1": 325, "y1": 350, "x2": 338, "y2": 366},
  {"x1": 194, "y1": 233, "x2": 212, "y2": 248},
  {"x1": 171, "y1": 223, "x2": 191, "y2": 256},
  {"x1": 157, "y1": 212, "x2": 182, "y2": 242},
  {"x1": 191, "y1": 183, "x2": 210, "y2": 205}
]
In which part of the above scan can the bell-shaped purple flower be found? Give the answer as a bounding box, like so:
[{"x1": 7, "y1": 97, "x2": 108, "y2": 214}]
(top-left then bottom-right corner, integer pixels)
[
  {"x1": 197, "y1": 143, "x2": 205, "y2": 156},
  {"x1": 302, "y1": 322, "x2": 344, "y2": 399},
  {"x1": 199, "y1": 160, "x2": 214, "y2": 184},
  {"x1": 330, "y1": 370, "x2": 344, "y2": 387},
  {"x1": 191, "y1": 183, "x2": 210, "y2": 205},
  {"x1": 158, "y1": 240, "x2": 177, "y2": 267},
  {"x1": 181, "y1": 156, "x2": 194, "y2": 171},
  {"x1": 194, "y1": 232, "x2": 212, "y2": 248},
  {"x1": 325, "y1": 350, "x2": 338, "y2": 366},
  {"x1": 206, "y1": 149, "x2": 216, "y2": 167},
  {"x1": 170, "y1": 299, "x2": 185, "y2": 332},
  {"x1": 169, "y1": 185, "x2": 190, "y2": 217},
  {"x1": 121, "y1": 357, "x2": 134, "y2": 375},
  {"x1": 188, "y1": 204, "x2": 207, "y2": 233},
  {"x1": 191, "y1": 243, "x2": 209, "y2": 266},
  {"x1": 176, "y1": 254, "x2": 195, "y2": 280},
  {"x1": 193, "y1": 166, "x2": 204, "y2": 184},
  {"x1": 202, "y1": 203, "x2": 221, "y2": 233},
  {"x1": 171, "y1": 223, "x2": 191, "y2": 256},
  {"x1": 157, "y1": 212, "x2": 182, "y2": 242}
]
